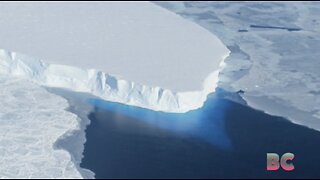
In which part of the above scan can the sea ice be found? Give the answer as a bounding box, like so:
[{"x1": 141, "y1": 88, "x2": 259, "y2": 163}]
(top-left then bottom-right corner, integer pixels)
[
  {"x1": 0, "y1": 77, "x2": 93, "y2": 178},
  {"x1": 156, "y1": 1, "x2": 320, "y2": 130}
]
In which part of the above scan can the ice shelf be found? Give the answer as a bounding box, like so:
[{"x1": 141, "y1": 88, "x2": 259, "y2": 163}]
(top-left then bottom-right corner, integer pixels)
[{"x1": 0, "y1": 2, "x2": 229, "y2": 113}]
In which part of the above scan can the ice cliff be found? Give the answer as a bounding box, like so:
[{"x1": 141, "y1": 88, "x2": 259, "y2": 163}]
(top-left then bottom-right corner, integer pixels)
[{"x1": 0, "y1": 50, "x2": 227, "y2": 113}]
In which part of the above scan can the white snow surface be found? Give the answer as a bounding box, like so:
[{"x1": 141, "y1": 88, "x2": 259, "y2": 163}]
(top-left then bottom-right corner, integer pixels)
[
  {"x1": 0, "y1": 77, "x2": 92, "y2": 178},
  {"x1": 0, "y1": 2, "x2": 229, "y2": 113}
]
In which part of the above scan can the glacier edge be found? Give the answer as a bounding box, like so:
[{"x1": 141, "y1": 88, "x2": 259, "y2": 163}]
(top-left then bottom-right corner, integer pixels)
[{"x1": 0, "y1": 49, "x2": 229, "y2": 113}]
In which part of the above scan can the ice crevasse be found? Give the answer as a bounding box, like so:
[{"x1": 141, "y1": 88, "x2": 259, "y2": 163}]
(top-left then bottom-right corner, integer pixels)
[{"x1": 0, "y1": 2, "x2": 229, "y2": 113}]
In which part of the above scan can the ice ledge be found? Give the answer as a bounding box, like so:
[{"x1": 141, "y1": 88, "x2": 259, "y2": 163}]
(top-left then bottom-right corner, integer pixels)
[{"x1": 0, "y1": 50, "x2": 228, "y2": 113}]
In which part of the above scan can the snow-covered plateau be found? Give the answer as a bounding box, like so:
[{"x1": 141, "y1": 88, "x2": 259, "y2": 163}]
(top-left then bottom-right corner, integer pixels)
[{"x1": 0, "y1": 1, "x2": 229, "y2": 113}]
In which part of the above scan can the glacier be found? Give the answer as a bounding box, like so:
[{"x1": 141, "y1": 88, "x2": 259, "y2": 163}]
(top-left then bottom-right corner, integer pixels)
[
  {"x1": 0, "y1": 2, "x2": 231, "y2": 179},
  {"x1": 0, "y1": 2, "x2": 229, "y2": 113}
]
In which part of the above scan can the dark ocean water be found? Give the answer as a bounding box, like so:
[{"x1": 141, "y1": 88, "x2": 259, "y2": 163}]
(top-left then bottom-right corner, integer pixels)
[{"x1": 80, "y1": 90, "x2": 320, "y2": 179}]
